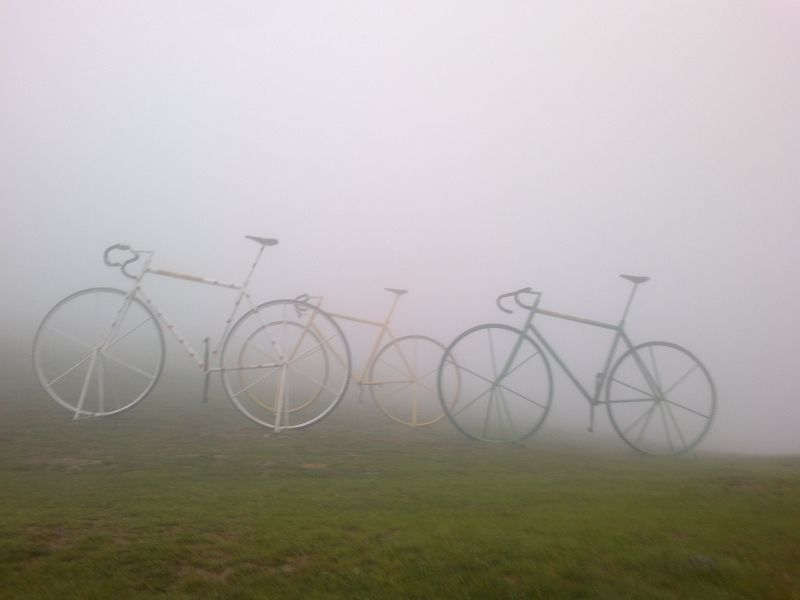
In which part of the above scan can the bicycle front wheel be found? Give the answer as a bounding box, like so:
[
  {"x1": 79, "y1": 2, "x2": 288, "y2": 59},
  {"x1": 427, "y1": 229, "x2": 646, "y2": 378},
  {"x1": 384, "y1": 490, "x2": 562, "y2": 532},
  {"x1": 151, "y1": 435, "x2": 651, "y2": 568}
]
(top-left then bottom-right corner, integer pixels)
[
  {"x1": 368, "y1": 335, "x2": 456, "y2": 426},
  {"x1": 32, "y1": 287, "x2": 165, "y2": 418},
  {"x1": 220, "y1": 299, "x2": 351, "y2": 431},
  {"x1": 437, "y1": 324, "x2": 553, "y2": 443},
  {"x1": 606, "y1": 341, "x2": 716, "y2": 455}
]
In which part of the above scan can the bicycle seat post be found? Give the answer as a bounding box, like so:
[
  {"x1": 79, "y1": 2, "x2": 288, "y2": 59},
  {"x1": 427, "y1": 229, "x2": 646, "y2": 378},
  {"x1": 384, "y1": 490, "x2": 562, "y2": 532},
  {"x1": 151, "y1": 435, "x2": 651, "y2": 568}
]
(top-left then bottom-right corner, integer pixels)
[
  {"x1": 618, "y1": 274, "x2": 650, "y2": 326},
  {"x1": 383, "y1": 288, "x2": 407, "y2": 323},
  {"x1": 235, "y1": 236, "x2": 278, "y2": 289}
]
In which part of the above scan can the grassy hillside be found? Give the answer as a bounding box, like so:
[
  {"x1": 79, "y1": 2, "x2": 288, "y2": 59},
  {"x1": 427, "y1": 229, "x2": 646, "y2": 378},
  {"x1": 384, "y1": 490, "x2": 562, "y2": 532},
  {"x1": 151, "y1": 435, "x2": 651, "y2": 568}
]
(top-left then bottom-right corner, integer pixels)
[{"x1": 1, "y1": 377, "x2": 798, "y2": 599}]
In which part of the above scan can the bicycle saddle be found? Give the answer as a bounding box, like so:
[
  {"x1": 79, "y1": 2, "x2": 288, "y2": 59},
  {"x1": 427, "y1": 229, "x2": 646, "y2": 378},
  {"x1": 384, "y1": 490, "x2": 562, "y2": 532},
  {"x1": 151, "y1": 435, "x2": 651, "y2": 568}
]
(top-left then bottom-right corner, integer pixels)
[
  {"x1": 620, "y1": 274, "x2": 650, "y2": 284},
  {"x1": 245, "y1": 235, "x2": 279, "y2": 246},
  {"x1": 385, "y1": 288, "x2": 408, "y2": 295}
]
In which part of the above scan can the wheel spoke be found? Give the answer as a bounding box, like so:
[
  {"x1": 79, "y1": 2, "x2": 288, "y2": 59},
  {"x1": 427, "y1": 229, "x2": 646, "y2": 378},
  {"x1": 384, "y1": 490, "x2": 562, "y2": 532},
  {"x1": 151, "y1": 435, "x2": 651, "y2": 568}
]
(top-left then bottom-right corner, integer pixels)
[
  {"x1": 100, "y1": 356, "x2": 121, "y2": 411},
  {"x1": 46, "y1": 350, "x2": 95, "y2": 387},
  {"x1": 285, "y1": 314, "x2": 322, "y2": 363},
  {"x1": 286, "y1": 361, "x2": 348, "y2": 398},
  {"x1": 497, "y1": 388, "x2": 517, "y2": 441},
  {"x1": 274, "y1": 365, "x2": 287, "y2": 430},
  {"x1": 97, "y1": 352, "x2": 106, "y2": 413},
  {"x1": 103, "y1": 316, "x2": 156, "y2": 351},
  {"x1": 42, "y1": 325, "x2": 94, "y2": 350},
  {"x1": 495, "y1": 380, "x2": 548, "y2": 410},
  {"x1": 494, "y1": 388, "x2": 506, "y2": 438},
  {"x1": 451, "y1": 385, "x2": 493, "y2": 418},
  {"x1": 503, "y1": 349, "x2": 542, "y2": 380},
  {"x1": 609, "y1": 376, "x2": 656, "y2": 399},
  {"x1": 288, "y1": 332, "x2": 341, "y2": 365},
  {"x1": 621, "y1": 401, "x2": 657, "y2": 437},
  {"x1": 663, "y1": 397, "x2": 712, "y2": 420},
  {"x1": 488, "y1": 329, "x2": 499, "y2": 378},
  {"x1": 231, "y1": 367, "x2": 281, "y2": 398},
  {"x1": 412, "y1": 379, "x2": 437, "y2": 395},
  {"x1": 447, "y1": 361, "x2": 502, "y2": 389},
  {"x1": 648, "y1": 345, "x2": 662, "y2": 388},
  {"x1": 74, "y1": 351, "x2": 98, "y2": 419},
  {"x1": 411, "y1": 384, "x2": 419, "y2": 425},
  {"x1": 664, "y1": 364, "x2": 701, "y2": 396},
  {"x1": 482, "y1": 389, "x2": 495, "y2": 438},
  {"x1": 633, "y1": 404, "x2": 657, "y2": 446},
  {"x1": 238, "y1": 333, "x2": 281, "y2": 363},
  {"x1": 658, "y1": 402, "x2": 675, "y2": 453},
  {"x1": 663, "y1": 400, "x2": 688, "y2": 450},
  {"x1": 372, "y1": 355, "x2": 412, "y2": 379}
]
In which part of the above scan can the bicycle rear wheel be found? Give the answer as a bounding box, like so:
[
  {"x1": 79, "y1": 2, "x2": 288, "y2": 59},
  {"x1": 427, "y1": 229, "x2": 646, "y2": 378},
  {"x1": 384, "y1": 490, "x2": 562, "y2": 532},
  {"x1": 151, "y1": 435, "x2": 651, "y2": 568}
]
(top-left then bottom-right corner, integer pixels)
[
  {"x1": 220, "y1": 299, "x2": 351, "y2": 431},
  {"x1": 368, "y1": 335, "x2": 456, "y2": 426},
  {"x1": 606, "y1": 341, "x2": 716, "y2": 455},
  {"x1": 437, "y1": 324, "x2": 553, "y2": 443},
  {"x1": 32, "y1": 287, "x2": 165, "y2": 418}
]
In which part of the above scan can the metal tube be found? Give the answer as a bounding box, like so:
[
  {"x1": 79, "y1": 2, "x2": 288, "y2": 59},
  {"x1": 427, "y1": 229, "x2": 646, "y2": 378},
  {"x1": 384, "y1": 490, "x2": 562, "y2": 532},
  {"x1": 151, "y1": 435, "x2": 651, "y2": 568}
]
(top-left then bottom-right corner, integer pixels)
[
  {"x1": 533, "y1": 308, "x2": 618, "y2": 331},
  {"x1": 147, "y1": 269, "x2": 242, "y2": 290}
]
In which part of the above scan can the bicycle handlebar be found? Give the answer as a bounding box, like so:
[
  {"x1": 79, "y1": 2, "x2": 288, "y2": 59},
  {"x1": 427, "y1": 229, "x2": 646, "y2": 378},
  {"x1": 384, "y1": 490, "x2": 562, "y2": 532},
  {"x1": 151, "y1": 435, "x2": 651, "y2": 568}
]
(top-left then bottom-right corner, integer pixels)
[
  {"x1": 496, "y1": 287, "x2": 540, "y2": 313},
  {"x1": 103, "y1": 244, "x2": 141, "y2": 280}
]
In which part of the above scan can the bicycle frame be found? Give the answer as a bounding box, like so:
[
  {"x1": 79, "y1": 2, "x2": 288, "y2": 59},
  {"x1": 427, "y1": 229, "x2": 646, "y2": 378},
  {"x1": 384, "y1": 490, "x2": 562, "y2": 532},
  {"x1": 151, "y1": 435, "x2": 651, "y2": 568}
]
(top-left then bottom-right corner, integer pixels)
[
  {"x1": 302, "y1": 291, "x2": 405, "y2": 386},
  {"x1": 109, "y1": 244, "x2": 269, "y2": 375},
  {"x1": 507, "y1": 284, "x2": 662, "y2": 425},
  {"x1": 521, "y1": 307, "x2": 633, "y2": 405}
]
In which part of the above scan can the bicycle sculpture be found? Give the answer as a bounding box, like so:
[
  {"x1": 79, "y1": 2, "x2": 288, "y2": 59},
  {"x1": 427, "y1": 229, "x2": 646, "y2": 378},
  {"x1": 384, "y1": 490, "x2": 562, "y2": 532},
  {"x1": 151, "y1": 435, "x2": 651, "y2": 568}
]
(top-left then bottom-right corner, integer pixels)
[
  {"x1": 296, "y1": 290, "x2": 459, "y2": 426},
  {"x1": 32, "y1": 237, "x2": 351, "y2": 431},
  {"x1": 437, "y1": 276, "x2": 716, "y2": 455}
]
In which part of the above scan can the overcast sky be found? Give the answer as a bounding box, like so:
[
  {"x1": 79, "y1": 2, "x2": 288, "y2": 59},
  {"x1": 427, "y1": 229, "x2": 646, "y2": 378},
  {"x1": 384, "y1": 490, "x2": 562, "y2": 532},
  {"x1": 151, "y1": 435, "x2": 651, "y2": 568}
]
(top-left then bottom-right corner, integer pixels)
[{"x1": 2, "y1": 1, "x2": 799, "y2": 453}]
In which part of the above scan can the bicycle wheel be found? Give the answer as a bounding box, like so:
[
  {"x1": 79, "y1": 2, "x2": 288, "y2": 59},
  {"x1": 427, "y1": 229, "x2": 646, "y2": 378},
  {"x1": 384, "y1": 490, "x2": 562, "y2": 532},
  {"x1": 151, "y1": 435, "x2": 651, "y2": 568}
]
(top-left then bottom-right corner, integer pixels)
[
  {"x1": 220, "y1": 299, "x2": 351, "y2": 431},
  {"x1": 606, "y1": 341, "x2": 716, "y2": 455},
  {"x1": 368, "y1": 335, "x2": 457, "y2": 426},
  {"x1": 437, "y1": 324, "x2": 553, "y2": 443},
  {"x1": 32, "y1": 287, "x2": 165, "y2": 418}
]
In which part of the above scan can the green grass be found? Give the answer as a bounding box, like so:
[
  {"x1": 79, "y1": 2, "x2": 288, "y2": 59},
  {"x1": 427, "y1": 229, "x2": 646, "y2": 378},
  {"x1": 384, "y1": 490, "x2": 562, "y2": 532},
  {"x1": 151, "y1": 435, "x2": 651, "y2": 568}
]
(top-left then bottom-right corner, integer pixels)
[{"x1": 1, "y1": 377, "x2": 799, "y2": 599}]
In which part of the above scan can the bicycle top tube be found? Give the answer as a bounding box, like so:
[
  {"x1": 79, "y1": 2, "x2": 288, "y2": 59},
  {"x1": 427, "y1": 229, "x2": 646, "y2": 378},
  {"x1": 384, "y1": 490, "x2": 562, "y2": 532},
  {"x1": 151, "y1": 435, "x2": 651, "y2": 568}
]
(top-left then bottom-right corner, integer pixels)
[
  {"x1": 296, "y1": 288, "x2": 408, "y2": 330},
  {"x1": 531, "y1": 307, "x2": 619, "y2": 332}
]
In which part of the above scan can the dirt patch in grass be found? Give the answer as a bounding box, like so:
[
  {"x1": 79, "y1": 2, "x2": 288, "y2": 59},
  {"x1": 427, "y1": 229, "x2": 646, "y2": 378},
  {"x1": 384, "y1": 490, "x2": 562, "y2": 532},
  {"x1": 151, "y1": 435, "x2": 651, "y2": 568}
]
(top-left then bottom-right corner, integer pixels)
[
  {"x1": 23, "y1": 456, "x2": 106, "y2": 470},
  {"x1": 178, "y1": 563, "x2": 235, "y2": 583},
  {"x1": 25, "y1": 525, "x2": 73, "y2": 550}
]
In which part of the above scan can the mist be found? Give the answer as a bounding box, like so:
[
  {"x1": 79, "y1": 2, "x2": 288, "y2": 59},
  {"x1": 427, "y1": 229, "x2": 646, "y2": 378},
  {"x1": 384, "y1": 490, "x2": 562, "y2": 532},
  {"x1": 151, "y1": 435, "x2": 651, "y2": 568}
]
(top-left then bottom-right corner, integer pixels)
[{"x1": 2, "y1": 1, "x2": 799, "y2": 454}]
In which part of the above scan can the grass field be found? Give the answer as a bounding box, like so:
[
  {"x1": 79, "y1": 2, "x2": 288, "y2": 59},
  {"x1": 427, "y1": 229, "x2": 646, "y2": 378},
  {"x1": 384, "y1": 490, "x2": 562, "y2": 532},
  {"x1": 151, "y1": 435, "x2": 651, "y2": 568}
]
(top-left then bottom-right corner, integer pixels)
[{"x1": 1, "y1": 374, "x2": 799, "y2": 599}]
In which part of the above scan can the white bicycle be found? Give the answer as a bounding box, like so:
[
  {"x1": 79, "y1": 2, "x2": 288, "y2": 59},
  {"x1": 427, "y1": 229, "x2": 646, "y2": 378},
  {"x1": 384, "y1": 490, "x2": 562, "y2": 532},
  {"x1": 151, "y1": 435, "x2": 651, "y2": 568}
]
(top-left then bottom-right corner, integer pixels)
[{"x1": 32, "y1": 236, "x2": 351, "y2": 431}]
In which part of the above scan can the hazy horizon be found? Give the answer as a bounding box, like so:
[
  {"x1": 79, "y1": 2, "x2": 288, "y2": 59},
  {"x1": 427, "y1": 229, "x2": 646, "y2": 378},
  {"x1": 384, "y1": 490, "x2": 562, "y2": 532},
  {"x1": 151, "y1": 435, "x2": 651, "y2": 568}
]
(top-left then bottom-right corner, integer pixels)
[{"x1": 2, "y1": 1, "x2": 799, "y2": 454}]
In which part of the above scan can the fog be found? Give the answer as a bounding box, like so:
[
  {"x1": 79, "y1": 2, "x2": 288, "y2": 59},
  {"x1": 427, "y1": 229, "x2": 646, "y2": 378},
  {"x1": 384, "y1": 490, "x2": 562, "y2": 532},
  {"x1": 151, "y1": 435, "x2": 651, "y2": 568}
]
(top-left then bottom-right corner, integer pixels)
[{"x1": 2, "y1": 1, "x2": 799, "y2": 454}]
